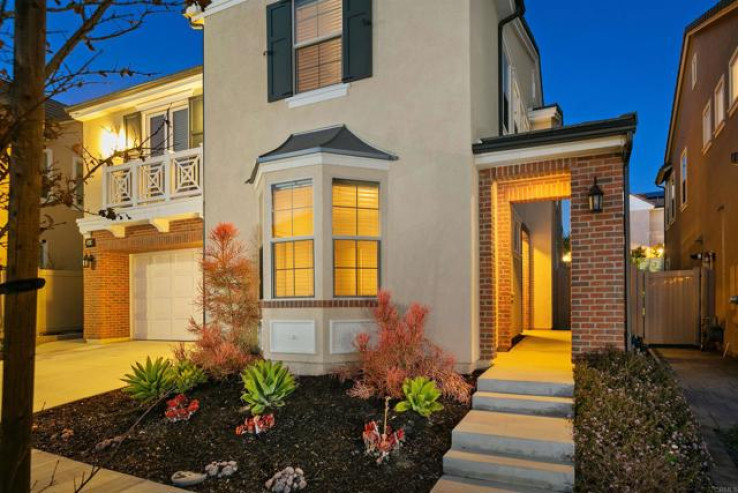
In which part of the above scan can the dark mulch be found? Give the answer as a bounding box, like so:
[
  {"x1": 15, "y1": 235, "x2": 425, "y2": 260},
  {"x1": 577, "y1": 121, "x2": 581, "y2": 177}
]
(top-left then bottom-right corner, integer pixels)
[
  {"x1": 717, "y1": 425, "x2": 738, "y2": 468},
  {"x1": 33, "y1": 374, "x2": 478, "y2": 493}
]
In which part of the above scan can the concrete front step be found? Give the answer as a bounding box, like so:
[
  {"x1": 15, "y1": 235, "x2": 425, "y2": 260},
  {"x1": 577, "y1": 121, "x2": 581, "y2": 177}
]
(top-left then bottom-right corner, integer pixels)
[
  {"x1": 477, "y1": 373, "x2": 574, "y2": 398},
  {"x1": 443, "y1": 449, "x2": 574, "y2": 493},
  {"x1": 473, "y1": 391, "x2": 573, "y2": 418},
  {"x1": 432, "y1": 475, "x2": 553, "y2": 493},
  {"x1": 452, "y1": 410, "x2": 573, "y2": 462}
]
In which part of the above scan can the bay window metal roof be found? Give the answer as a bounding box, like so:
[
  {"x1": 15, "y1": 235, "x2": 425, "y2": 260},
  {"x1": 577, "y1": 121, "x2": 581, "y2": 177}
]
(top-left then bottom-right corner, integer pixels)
[{"x1": 257, "y1": 125, "x2": 397, "y2": 164}]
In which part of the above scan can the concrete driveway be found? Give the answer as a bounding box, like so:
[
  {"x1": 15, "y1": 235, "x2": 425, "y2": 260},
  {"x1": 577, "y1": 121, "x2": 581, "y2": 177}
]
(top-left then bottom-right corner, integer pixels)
[{"x1": 0, "y1": 340, "x2": 177, "y2": 412}]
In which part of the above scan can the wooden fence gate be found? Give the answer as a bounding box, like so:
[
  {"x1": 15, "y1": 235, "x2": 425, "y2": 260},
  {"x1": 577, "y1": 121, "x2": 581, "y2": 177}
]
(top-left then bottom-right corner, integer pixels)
[{"x1": 630, "y1": 267, "x2": 714, "y2": 346}]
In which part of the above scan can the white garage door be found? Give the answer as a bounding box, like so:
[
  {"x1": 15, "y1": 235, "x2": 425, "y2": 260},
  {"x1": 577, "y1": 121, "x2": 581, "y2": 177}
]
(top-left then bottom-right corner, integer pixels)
[{"x1": 131, "y1": 249, "x2": 201, "y2": 341}]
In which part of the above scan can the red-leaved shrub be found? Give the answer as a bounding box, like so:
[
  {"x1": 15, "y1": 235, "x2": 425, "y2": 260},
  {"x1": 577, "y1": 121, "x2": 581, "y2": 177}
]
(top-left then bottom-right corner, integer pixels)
[
  {"x1": 343, "y1": 290, "x2": 471, "y2": 403},
  {"x1": 177, "y1": 223, "x2": 261, "y2": 380}
]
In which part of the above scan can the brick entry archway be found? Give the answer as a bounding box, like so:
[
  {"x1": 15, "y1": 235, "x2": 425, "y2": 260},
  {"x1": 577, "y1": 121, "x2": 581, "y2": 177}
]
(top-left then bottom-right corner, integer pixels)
[{"x1": 479, "y1": 154, "x2": 627, "y2": 361}]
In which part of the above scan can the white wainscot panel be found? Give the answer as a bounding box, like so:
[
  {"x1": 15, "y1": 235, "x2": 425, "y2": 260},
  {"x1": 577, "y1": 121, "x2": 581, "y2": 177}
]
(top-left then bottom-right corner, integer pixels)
[
  {"x1": 330, "y1": 320, "x2": 375, "y2": 355},
  {"x1": 270, "y1": 320, "x2": 317, "y2": 354}
]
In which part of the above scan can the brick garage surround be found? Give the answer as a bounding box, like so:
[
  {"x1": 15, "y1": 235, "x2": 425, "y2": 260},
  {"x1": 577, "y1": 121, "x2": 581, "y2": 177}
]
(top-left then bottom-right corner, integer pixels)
[
  {"x1": 83, "y1": 218, "x2": 203, "y2": 341},
  {"x1": 478, "y1": 154, "x2": 627, "y2": 360}
]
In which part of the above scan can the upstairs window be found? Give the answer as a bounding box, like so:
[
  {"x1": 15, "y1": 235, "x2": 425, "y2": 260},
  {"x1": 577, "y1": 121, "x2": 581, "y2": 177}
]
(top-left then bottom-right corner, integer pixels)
[
  {"x1": 680, "y1": 148, "x2": 688, "y2": 208},
  {"x1": 267, "y1": 0, "x2": 373, "y2": 102},
  {"x1": 715, "y1": 77, "x2": 726, "y2": 131},
  {"x1": 691, "y1": 52, "x2": 698, "y2": 89},
  {"x1": 295, "y1": 0, "x2": 343, "y2": 93},
  {"x1": 272, "y1": 180, "x2": 315, "y2": 298},
  {"x1": 124, "y1": 97, "x2": 203, "y2": 160},
  {"x1": 730, "y1": 47, "x2": 738, "y2": 109},
  {"x1": 332, "y1": 180, "x2": 380, "y2": 297},
  {"x1": 702, "y1": 101, "x2": 712, "y2": 151}
]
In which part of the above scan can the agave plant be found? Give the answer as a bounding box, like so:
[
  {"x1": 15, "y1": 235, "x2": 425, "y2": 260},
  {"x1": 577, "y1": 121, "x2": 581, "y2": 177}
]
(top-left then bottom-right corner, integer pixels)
[
  {"x1": 121, "y1": 356, "x2": 175, "y2": 403},
  {"x1": 171, "y1": 359, "x2": 208, "y2": 395},
  {"x1": 240, "y1": 360, "x2": 296, "y2": 415},
  {"x1": 394, "y1": 377, "x2": 444, "y2": 418}
]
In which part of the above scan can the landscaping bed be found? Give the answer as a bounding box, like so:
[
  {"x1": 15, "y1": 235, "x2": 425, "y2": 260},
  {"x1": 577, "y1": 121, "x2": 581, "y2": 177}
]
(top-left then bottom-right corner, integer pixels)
[
  {"x1": 573, "y1": 350, "x2": 712, "y2": 492},
  {"x1": 33, "y1": 373, "x2": 477, "y2": 492}
]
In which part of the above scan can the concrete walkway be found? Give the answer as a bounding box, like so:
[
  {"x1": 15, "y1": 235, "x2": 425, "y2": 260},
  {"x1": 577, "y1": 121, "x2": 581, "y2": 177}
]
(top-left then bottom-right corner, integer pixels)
[
  {"x1": 31, "y1": 449, "x2": 189, "y2": 492},
  {"x1": 434, "y1": 330, "x2": 574, "y2": 492},
  {"x1": 0, "y1": 340, "x2": 176, "y2": 412},
  {"x1": 657, "y1": 348, "x2": 738, "y2": 487}
]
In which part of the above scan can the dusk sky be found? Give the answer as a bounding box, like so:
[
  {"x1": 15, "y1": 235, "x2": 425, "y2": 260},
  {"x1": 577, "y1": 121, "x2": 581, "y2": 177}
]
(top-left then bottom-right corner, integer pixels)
[{"x1": 53, "y1": 0, "x2": 718, "y2": 195}]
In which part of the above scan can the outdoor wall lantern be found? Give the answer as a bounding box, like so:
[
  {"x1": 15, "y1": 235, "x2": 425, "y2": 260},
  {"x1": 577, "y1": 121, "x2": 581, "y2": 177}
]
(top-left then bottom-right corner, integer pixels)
[
  {"x1": 82, "y1": 253, "x2": 96, "y2": 269},
  {"x1": 588, "y1": 177, "x2": 604, "y2": 213}
]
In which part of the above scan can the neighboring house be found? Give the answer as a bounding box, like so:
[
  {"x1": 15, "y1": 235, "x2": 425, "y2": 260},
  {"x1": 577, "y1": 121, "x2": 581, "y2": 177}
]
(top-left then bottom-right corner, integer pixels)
[
  {"x1": 0, "y1": 99, "x2": 84, "y2": 339},
  {"x1": 188, "y1": 0, "x2": 636, "y2": 374},
  {"x1": 70, "y1": 67, "x2": 204, "y2": 343},
  {"x1": 656, "y1": 0, "x2": 738, "y2": 355},
  {"x1": 630, "y1": 191, "x2": 665, "y2": 250}
]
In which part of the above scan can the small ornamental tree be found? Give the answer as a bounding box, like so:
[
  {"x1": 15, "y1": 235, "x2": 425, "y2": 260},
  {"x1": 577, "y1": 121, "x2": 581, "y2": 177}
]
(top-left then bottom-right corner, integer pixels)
[
  {"x1": 343, "y1": 290, "x2": 471, "y2": 403},
  {"x1": 180, "y1": 223, "x2": 261, "y2": 379}
]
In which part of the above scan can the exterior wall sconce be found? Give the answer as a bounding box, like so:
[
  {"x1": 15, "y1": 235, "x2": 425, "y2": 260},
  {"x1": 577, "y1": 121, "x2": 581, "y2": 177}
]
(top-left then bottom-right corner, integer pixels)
[
  {"x1": 82, "y1": 253, "x2": 96, "y2": 269},
  {"x1": 588, "y1": 177, "x2": 604, "y2": 213}
]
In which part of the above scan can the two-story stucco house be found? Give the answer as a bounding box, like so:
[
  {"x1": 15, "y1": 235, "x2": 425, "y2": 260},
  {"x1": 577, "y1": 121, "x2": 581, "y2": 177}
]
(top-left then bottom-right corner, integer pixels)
[
  {"x1": 70, "y1": 67, "x2": 204, "y2": 343},
  {"x1": 656, "y1": 0, "x2": 738, "y2": 355},
  {"x1": 181, "y1": 0, "x2": 638, "y2": 374}
]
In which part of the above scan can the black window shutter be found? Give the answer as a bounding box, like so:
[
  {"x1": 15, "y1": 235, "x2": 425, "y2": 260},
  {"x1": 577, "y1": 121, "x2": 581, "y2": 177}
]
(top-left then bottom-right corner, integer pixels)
[
  {"x1": 267, "y1": 0, "x2": 293, "y2": 102},
  {"x1": 342, "y1": 0, "x2": 373, "y2": 83}
]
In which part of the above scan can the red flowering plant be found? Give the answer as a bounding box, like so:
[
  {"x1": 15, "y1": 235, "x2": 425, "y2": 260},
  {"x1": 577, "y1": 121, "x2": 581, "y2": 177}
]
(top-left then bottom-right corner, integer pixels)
[
  {"x1": 235, "y1": 414, "x2": 276, "y2": 436},
  {"x1": 362, "y1": 397, "x2": 405, "y2": 464},
  {"x1": 165, "y1": 394, "x2": 200, "y2": 422},
  {"x1": 175, "y1": 223, "x2": 262, "y2": 380},
  {"x1": 341, "y1": 290, "x2": 471, "y2": 403}
]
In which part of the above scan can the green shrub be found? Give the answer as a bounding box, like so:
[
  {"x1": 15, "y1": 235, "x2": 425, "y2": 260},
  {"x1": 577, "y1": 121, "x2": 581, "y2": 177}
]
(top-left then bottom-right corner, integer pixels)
[
  {"x1": 171, "y1": 359, "x2": 207, "y2": 395},
  {"x1": 574, "y1": 350, "x2": 711, "y2": 492},
  {"x1": 395, "y1": 377, "x2": 444, "y2": 418},
  {"x1": 121, "y1": 356, "x2": 175, "y2": 403},
  {"x1": 240, "y1": 360, "x2": 296, "y2": 415}
]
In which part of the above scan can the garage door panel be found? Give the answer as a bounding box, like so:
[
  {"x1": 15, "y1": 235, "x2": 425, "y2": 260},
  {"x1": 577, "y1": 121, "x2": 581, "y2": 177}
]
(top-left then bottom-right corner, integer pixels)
[{"x1": 131, "y1": 248, "x2": 201, "y2": 341}]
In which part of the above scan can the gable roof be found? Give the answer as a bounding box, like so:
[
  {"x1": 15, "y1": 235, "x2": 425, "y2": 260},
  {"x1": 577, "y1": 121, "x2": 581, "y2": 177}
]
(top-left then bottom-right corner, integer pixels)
[{"x1": 662, "y1": 0, "x2": 738, "y2": 168}]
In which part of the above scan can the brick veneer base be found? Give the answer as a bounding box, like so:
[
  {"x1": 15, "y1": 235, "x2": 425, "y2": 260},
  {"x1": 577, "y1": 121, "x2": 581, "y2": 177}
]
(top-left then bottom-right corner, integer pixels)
[
  {"x1": 83, "y1": 218, "x2": 203, "y2": 340},
  {"x1": 478, "y1": 155, "x2": 627, "y2": 360}
]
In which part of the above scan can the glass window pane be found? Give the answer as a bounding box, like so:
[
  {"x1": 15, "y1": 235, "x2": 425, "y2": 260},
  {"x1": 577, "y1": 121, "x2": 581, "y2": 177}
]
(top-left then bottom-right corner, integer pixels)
[
  {"x1": 292, "y1": 184, "x2": 313, "y2": 209},
  {"x1": 294, "y1": 269, "x2": 314, "y2": 297},
  {"x1": 334, "y1": 240, "x2": 356, "y2": 268},
  {"x1": 172, "y1": 108, "x2": 189, "y2": 152},
  {"x1": 358, "y1": 269, "x2": 378, "y2": 297},
  {"x1": 294, "y1": 240, "x2": 314, "y2": 268},
  {"x1": 274, "y1": 269, "x2": 288, "y2": 298},
  {"x1": 333, "y1": 207, "x2": 356, "y2": 236},
  {"x1": 272, "y1": 187, "x2": 293, "y2": 211},
  {"x1": 333, "y1": 183, "x2": 357, "y2": 207},
  {"x1": 357, "y1": 241, "x2": 378, "y2": 269},
  {"x1": 149, "y1": 114, "x2": 166, "y2": 156},
  {"x1": 335, "y1": 268, "x2": 356, "y2": 297},
  {"x1": 293, "y1": 208, "x2": 313, "y2": 237},
  {"x1": 296, "y1": 38, "x2": 342, "y2": 93},
  {"x1": 357, "y1": 184, "x2": 379, "y2": 209},
  {"x1": 273, "y1": 210, "x2": 293, "y2": 238},
  {"x1": 357, "y1": 209, "x2": 380, "y2": 237}
]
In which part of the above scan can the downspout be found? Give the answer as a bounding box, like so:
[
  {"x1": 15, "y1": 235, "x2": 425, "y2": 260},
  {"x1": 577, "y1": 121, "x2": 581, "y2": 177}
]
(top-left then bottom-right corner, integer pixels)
[{"x1": 498, "y1": 1, "x2": 525, "y2": 136}]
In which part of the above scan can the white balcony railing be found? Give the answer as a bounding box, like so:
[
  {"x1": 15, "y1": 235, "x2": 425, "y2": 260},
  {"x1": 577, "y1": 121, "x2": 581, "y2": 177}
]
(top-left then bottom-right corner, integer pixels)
[{"x1": 103, "y1": 147, "x2": 203, "y2": 209}]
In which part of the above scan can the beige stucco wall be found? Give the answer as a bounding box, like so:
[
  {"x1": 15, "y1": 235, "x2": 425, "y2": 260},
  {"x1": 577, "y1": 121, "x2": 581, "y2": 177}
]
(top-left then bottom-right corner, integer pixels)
[{"x1": 204, "y1": 0, "x2": 542, "y2": 370}]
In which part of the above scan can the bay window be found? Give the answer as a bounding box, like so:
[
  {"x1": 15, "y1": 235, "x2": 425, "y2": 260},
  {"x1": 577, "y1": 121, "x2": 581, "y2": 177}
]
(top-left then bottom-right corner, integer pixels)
[
  {"x1": 332, "y1": 179, "x2": 380, "y2": 297},
  {"x1": 272, "y1": 180, "x2": 315, "y2": 298}
]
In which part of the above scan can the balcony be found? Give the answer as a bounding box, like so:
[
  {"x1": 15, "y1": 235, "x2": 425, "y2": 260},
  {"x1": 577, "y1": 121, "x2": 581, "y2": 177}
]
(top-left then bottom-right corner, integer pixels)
[{"x1": 77, "y1": 147, "x2": 204, "y2": 238}]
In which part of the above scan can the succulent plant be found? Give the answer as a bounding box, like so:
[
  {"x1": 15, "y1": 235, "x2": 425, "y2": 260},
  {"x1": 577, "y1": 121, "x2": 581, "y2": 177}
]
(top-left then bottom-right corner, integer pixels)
[
  {"x1": 171, "y1": 359, "x2": 207, "y2": 395},
  {"x1": 240, "y1": 360, "x2": 296, "y2": 415},
  {"x1": 121, "y1": 356, "x2": 175, "y2": 403},
  {"x1": 394, "y1": 376, "x2": 444, "y2": 418}
]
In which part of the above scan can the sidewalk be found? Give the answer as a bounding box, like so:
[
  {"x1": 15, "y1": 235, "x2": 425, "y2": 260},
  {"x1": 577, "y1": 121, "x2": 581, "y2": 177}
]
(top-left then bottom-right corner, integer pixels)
[{"x1": 657, "y1": 348, "x2": 738, "y2": 488}]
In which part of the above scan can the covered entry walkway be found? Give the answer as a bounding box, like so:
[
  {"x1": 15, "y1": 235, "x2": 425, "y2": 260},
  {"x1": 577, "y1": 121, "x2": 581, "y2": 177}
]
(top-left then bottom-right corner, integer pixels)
[{"x1": 435, "y1": 330, "x2": 574, "y2": 492}]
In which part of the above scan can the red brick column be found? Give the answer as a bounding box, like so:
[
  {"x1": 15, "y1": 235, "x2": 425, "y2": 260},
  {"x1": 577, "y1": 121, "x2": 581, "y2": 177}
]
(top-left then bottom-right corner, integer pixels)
[{"x1": 570, "y1": 154, "x2": 627, "y2": 356}]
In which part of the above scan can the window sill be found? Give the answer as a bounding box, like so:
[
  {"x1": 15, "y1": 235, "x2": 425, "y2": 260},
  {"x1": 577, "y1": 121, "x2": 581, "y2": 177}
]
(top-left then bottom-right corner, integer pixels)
[{"x1": 286, "y1": 83, "x2": 350, "y2": 109}]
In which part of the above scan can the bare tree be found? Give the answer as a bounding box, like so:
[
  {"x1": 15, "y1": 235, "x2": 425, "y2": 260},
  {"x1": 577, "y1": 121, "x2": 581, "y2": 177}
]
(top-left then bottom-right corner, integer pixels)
[{"x1": 0, "y1": 1, "x2": 180, "y2": 491}]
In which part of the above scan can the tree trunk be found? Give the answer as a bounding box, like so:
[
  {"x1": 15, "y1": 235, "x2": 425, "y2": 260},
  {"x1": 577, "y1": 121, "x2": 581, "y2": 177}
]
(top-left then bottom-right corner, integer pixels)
[{"x1": 0, "y1": 1, "x2": 47, "y2": 491}]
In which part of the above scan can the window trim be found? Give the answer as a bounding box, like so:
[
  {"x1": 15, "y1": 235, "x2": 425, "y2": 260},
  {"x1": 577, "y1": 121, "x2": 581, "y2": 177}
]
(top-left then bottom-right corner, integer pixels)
[
  {"x1": 680, "y1": 148, "x2": 688, "y2": 211},
  {"x1": 714, "y1": 75, "x2": 726, "y2": 136},
  {"x1": 691, "y1": 52, "x2": 698, "y2": 89},
  {"x1": 292, "y1": 0, "x2": 344, "y2": 96},
  {"x1": 269, "y1": 178, "x2": 316, "y2": 299},
  {"x1": 730, "y1": 46, "x2": 738, "y2": 116},
  {"x1": 331, "y1": 178, "x2": 381, "y2": 299},
  {"x1": 701, "y1": 101, "x2": 713, "y2": 153}
]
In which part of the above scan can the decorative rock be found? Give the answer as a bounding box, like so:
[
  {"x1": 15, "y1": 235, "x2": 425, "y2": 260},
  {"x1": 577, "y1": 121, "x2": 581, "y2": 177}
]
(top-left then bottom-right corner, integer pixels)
[
  {"x1": 171, "y1": 471, "x2": 207, "y2": 487},
  {"x1": 94, "y1": 435, "x2": 124, "y2": 452},
  {"x1": 205, "y1": 461, "x2": 238, "y2": 478},
  {"x1": 265, "y1": 467, "x2": 308, "y2": 492}
]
